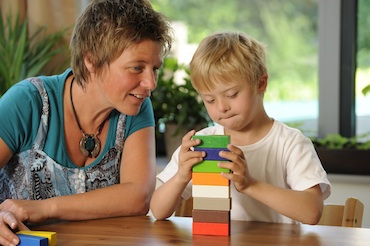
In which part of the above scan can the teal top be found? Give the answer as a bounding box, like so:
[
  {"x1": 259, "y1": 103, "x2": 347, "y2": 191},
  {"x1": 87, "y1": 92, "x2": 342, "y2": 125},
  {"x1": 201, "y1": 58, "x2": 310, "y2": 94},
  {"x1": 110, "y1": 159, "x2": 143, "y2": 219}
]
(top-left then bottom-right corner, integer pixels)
[{"x1": 0, "y1": 68, "x2": 155, "y2": 168}]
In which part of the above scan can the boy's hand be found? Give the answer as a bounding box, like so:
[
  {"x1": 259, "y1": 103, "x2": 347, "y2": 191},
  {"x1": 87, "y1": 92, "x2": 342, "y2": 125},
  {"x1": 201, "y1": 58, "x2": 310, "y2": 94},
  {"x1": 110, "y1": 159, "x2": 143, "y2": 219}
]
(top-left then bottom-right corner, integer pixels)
[
  {"x1": 218, "y1": 144, "x2": 256, "y2": 192},
  {"x1": 176, "y1": 130, "x2": 205, "y2": 183}
]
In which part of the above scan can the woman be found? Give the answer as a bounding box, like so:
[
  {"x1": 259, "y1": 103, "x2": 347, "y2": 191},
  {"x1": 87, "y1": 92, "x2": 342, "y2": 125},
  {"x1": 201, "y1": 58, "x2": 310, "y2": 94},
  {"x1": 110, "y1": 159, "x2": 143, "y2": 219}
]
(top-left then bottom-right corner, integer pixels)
[{"x1": 0, "y1": 0, "x2": 172, "y2": 245}]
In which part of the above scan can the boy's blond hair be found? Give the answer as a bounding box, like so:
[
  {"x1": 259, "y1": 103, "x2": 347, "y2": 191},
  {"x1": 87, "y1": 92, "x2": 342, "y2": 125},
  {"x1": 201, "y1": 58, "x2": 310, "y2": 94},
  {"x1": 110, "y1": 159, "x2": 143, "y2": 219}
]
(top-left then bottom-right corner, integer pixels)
[{"x1": 190, "y1": 32, "x2": 267, "y2": 92}]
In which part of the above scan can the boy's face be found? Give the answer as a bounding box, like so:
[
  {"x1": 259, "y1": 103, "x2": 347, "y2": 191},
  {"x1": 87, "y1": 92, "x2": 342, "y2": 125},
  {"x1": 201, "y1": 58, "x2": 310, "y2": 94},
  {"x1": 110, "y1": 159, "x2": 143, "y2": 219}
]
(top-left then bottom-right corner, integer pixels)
[{"x1": 198, "y1": 80, "x2": 264, "y2": 132}]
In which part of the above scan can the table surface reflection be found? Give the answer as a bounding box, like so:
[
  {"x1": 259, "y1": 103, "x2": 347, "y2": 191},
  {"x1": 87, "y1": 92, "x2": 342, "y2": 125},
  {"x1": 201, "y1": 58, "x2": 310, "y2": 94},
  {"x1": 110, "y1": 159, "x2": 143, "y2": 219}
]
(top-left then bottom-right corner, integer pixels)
[{"x1": 32, "y1": 215, "x2": 370, "y2": 245}]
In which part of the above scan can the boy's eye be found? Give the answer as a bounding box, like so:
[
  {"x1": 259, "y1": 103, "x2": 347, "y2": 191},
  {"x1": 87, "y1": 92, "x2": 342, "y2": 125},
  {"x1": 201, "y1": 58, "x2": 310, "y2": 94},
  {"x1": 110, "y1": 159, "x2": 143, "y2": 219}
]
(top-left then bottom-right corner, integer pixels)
[
  {"x1": 205, "y1": 99, "x2": 215, "y2": 104},
  {"x1": 227, "y1": 92, "x2": 238, "y2": 98}
]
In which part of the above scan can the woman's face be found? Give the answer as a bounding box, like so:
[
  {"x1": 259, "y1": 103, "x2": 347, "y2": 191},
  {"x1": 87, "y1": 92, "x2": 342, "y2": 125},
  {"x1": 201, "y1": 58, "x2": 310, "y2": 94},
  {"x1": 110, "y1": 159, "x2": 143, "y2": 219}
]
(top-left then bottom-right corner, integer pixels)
[{"x1": 93, "y1": 39, "x2": 163, "y2": 116}]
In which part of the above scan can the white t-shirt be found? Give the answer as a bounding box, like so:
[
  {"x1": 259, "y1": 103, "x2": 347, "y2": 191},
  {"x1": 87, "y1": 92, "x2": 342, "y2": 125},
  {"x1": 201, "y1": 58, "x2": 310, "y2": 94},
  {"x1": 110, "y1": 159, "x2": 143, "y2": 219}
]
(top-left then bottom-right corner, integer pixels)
[{"x1": 157, "y1": 121, "x2": 331, "y2": 224}]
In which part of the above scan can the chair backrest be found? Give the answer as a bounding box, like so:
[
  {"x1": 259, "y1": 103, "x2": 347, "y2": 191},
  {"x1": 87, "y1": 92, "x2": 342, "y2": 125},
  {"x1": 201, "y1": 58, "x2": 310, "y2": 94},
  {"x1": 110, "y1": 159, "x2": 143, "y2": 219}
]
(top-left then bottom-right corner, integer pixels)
[
  {"x1": 318, "y1": 197, "x2": 364, "y2": 227},
  {"x1": 176, "y1": 196, "x2": 365, "y2": 227},
  {"x1": 175, "y1": 197, "x2": 193, "y2": 217}
]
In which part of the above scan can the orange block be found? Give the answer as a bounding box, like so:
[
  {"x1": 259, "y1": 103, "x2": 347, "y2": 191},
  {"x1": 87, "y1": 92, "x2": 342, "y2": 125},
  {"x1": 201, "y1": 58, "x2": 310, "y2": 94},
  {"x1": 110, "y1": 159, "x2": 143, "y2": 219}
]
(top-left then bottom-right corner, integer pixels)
[
  {"x1": 192, "y1": 222, "x2": 230, "y2": 236},
  {"x1": 192, "y1": 172, "x2": 229, "y2": 186}
]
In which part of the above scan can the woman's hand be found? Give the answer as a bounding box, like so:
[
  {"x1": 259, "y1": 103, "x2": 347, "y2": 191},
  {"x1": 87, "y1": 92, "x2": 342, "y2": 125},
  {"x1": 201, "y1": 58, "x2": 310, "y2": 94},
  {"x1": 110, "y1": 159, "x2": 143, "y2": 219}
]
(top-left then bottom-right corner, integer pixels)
[
  {"x1": 0, "y1": 199, "x2": 50, "y2": 225},
  {"x1": 0, "y1": 210, "x2": 29, "y2": 246}
]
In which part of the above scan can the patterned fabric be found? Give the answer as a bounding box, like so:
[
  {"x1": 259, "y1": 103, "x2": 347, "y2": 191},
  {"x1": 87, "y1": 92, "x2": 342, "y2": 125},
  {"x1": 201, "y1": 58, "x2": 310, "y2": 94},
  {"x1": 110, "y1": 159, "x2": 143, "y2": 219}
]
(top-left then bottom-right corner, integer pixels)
[{"x1": 0, "y1": 77, "x2": 126, "y2": 202}]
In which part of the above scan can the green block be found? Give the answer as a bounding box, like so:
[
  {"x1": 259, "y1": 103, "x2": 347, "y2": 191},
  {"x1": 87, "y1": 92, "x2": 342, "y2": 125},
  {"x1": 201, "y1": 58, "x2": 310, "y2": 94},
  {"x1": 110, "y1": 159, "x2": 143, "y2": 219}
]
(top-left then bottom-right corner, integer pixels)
[
  {"x1": 192, "y1": 135, "x2": 230, "y2": 148},
  {"x1": 192, "y1": 160, "x2": 230, "y2": 173}
]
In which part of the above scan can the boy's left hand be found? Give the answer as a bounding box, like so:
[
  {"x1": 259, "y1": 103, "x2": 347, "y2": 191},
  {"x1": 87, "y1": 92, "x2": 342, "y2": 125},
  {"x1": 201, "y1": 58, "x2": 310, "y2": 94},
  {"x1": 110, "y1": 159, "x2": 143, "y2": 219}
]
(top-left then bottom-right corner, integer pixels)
[{"x1": 218, "y1": 144, "x2": 256, "y2": 192}]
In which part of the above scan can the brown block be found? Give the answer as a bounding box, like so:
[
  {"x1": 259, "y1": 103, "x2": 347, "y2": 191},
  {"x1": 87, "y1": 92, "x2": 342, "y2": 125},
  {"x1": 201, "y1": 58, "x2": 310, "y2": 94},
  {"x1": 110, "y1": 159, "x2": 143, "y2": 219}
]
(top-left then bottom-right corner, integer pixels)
[{"x1": 193, "y1": 209, "x2": 230, "y2": 224}]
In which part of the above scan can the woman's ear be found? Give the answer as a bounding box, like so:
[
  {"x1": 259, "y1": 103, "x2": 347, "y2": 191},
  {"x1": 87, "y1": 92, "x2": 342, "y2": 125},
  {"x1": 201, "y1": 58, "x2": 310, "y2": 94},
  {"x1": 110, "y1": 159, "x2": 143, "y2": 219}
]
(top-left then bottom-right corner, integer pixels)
[
  {"x1": 84, "y1": 53, "x2": 95, "y2": 74},
  {"x1": 257, "y1": 74, "x2": 268, "y2": 93}
]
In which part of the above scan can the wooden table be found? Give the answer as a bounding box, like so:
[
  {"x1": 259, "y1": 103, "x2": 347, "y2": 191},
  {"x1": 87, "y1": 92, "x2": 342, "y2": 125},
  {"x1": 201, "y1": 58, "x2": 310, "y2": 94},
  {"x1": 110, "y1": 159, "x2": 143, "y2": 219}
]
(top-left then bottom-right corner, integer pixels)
[{"x1": 32, "y1": 215, "x2": 370, "y2": 245}]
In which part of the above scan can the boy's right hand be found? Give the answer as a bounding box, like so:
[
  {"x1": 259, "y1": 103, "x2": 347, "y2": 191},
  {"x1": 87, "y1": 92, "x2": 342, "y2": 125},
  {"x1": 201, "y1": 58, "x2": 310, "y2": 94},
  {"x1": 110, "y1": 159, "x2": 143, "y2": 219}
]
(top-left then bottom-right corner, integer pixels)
[{"x1": 176, "y1": 130, "x2": 205, "y2": 183}]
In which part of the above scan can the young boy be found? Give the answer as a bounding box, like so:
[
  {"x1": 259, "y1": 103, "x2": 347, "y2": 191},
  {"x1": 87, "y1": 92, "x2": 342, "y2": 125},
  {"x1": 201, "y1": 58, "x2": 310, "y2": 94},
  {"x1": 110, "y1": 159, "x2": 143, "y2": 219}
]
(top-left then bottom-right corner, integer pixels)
[{"x1": 150, "y1": 32, "x2": 331, "y2": 224}]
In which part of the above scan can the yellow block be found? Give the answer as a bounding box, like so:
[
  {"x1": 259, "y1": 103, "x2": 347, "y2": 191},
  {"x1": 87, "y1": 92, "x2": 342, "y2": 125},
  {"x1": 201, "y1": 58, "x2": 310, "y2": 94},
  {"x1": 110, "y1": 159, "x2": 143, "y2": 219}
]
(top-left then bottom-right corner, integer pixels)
[
  {"x1": 192, "y1": 172, "x2": 229, "y2": 186},
  {"x1": 17, "y1": 231, "x2": 57, "y2": 246}
]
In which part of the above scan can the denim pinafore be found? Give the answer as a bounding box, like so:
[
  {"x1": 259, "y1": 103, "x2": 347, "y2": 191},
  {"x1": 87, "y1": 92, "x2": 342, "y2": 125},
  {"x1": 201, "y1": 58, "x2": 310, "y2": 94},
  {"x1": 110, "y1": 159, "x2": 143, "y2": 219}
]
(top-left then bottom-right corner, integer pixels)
[{"x1": 0, "y1": 77, "x2": 126, "y2": 202}]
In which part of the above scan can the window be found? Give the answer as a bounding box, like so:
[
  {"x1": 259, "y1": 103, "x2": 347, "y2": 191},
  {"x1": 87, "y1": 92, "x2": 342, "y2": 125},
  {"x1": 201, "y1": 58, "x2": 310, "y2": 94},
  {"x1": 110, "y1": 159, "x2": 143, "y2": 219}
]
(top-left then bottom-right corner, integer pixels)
[
  {"x1": 356, "y1": 0, "x2": 370, "y2": 138},
  {"x1": 153, "y1": 0, "x2": 369, "y2": 140},
  {"x1": 152, "y1": 0, "x2": 320, "y2": 136}
]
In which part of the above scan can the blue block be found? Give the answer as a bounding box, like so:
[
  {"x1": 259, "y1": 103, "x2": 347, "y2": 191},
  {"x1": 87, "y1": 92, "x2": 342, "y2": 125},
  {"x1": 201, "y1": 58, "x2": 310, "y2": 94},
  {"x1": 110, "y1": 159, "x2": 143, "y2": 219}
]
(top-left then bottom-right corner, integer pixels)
[
  {"x1": 18, "y1": 234, "x2": 48, "y2": 246},
  {"x1": 194, "y1": 148, "x2": 229, "y2": 161}
]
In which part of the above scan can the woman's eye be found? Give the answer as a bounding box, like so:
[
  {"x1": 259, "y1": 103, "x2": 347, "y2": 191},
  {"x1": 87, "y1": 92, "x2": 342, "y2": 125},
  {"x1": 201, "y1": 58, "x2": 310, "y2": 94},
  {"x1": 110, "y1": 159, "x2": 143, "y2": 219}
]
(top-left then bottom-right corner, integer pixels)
[{"x1": 131, "y1": 66, "x2": 143, "y2": 72}]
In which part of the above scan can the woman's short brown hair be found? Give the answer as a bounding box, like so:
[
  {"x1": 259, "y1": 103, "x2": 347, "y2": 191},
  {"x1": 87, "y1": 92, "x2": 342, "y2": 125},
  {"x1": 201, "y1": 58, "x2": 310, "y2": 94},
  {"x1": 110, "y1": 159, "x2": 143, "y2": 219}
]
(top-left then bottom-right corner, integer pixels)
[{"x1": 70, "y1": 0, "x2": 173, "y2": 86}]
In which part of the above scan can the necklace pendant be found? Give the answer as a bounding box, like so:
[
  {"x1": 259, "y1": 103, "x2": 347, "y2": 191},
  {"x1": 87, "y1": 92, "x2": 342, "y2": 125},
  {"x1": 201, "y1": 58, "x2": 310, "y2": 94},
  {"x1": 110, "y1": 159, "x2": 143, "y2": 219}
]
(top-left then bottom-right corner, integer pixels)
[{"x1": 79, "y1": 134, "x2": 101, "y2": 158}]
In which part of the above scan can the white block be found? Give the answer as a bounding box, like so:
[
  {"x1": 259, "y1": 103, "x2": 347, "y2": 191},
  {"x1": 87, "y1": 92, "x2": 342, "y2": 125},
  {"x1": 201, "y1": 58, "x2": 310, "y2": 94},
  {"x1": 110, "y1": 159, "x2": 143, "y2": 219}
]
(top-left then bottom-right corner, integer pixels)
[{"x1": 192, "y1": 185, "x2": 230, "y2": 198}]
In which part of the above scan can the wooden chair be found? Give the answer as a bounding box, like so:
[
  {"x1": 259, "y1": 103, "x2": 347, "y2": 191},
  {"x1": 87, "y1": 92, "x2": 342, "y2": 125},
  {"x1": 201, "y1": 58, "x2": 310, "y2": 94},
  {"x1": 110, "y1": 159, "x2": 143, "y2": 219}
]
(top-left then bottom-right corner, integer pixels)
[
  {"x1": 175, "y1": 196, "x2": 365, "y2": 228},
  {"x1": 175, "y1": 197, "x2": 193, "y2": 217},
  {"x1": 318, "y1": 197, "x2": 364, "y2": 227}
]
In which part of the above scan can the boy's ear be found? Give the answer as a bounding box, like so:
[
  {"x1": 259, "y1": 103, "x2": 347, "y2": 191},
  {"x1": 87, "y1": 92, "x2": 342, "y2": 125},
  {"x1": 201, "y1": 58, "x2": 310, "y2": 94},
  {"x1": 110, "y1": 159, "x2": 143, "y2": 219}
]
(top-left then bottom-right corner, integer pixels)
[{"x1": 257, "y1": 74, "x2": 268, "y2": 92}]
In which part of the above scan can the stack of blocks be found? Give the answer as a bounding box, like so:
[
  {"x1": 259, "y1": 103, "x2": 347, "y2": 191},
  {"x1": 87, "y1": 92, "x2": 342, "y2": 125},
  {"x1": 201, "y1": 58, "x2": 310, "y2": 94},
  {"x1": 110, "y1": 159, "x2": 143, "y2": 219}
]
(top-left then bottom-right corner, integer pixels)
[
  {"x1": 17, "y1": 231, "x2": 57, "y2": 246},
  {"x1": 191, "y1": 135, "x2": 231, "y2": 236}
]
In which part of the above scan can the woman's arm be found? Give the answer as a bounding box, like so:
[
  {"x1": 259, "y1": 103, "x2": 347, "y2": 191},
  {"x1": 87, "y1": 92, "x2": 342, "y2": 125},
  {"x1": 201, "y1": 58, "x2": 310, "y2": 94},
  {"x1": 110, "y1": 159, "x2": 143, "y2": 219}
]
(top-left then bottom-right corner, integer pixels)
[
  {"x1": 0, "y1": 126, "x2": 157, "y2": 223},
  {"x1": 0, "y1": 138, "x2": 13, "y2": 169},
  {"x1": 50, "y1": 126, "x2": 157, "y2": 220}
]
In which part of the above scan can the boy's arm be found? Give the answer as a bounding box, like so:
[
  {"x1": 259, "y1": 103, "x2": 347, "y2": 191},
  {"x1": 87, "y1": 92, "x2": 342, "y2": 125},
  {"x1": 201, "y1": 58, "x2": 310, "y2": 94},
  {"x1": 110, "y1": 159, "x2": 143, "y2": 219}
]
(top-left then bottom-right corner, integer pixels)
[
  {"x1": 219, "y1": 144, "x2": 324, "y2": 225},
  {"x1": 150, "y1": 130, "x2": 205, "y2": 220},
  {"x1": 242, "y1": 181, "x2": 323, "y2": 225},
  {"x1": 150, "y1": 177, "x2": 188, "y2": 220}
]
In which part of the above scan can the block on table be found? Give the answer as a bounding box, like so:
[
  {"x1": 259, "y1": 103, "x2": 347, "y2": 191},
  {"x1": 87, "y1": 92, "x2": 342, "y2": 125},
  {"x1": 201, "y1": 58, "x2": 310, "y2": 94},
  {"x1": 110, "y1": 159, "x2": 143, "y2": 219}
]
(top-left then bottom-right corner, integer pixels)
[
  {"x1": 192, "y1": 135, "x2": 230, "y2": 148},
  {"x1": 193, "y1": 147, "x2": 229, "y2": 161},
  {"x1": 192, "y1": 172, "x2": 229, "y2": 186},
  {"x1": 192, "y1": 185, "x2": 230, "y2": 198},
  {"x1": 193, "y1": 209, "x2": 230, "y2": 224},
  {"x1": 18, "y1": 234, "x2": 48, "y2": 246},
  {"x1": 192, "y1": 221, "x2": 230, "y2": 236},
  {"x1": 192, "y1": 160, "x2": 230, "y2": 173},
  {"x1": 193, "y1": 197, "x2": 231, "y2": 211},
  {"x1": 17, "y1": 231, "x2": 57, "y2": 246}
]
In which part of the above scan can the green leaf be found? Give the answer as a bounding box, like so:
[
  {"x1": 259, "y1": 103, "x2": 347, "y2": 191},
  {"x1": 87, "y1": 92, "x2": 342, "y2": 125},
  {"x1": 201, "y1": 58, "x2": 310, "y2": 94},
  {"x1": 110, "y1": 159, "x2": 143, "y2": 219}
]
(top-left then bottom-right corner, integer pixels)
[
  {"x1": 0, "y1": 10, "x2": 67, "y2": 97},
  {"x1": 362, "y1": 84, "x2": 370, "y2": 96}
]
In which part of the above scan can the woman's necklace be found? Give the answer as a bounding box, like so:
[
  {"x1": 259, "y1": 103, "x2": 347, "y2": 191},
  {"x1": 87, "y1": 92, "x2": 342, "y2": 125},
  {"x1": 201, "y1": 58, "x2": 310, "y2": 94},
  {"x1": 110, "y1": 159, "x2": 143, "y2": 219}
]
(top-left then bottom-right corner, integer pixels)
[{"x1": 69, "y1": 78, "x2": 107, "y2": 158}]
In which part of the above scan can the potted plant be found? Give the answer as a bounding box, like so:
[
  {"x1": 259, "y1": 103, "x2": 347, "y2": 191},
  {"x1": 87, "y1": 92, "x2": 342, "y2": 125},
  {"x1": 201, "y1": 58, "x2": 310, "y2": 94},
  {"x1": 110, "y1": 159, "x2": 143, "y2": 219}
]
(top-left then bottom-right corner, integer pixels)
[
  {"x1": 308, "y1": 82, "x2": 370, "y2": 176},
  {"x1": 0, "y1": 11, "x2": 67, "y2": 97},
  {"x1": 311, "y1": 132, "x2": 370, "y2": 175},
  {"x1": 362, "y1": 83, "x2": 370, "y2": 96},
  {"x1": 152, "y1": 57, "x2": 212, "y2": 159}
]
